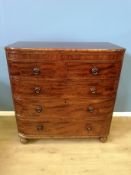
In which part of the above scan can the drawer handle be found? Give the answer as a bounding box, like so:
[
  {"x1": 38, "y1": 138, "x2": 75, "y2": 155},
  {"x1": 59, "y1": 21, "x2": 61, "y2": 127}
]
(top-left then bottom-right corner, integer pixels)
[
  {"x1": 37, "y1": 124, "x2": 44, "y2": 131},
  {"x1": 91, "y1": 67, "x2": 99, "y2": 75},
  {"x1": 35, "y1": 105, "x2": 43, "y2": 113},
  {"x1": 86, "y1": 126, "x2": 92, "y2": 131},
  {"x1": 87, "y1": 105, "x2": 94, "y2": 113},
  {"x1": 34, "y1": 87, "x2": 41, "y2": 94},
  {"x1": 64, "y1": 99, "x2": 69, "y2": 105},
  {"x1": 90, "y1": 87, "x2": 96, "y2": 94},
  {"x1": 33, "y1": 67, "x2": 40, "y2": 75}
]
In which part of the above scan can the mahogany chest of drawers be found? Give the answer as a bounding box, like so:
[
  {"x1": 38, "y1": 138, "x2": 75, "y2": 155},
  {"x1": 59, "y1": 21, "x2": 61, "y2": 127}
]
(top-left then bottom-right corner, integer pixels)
[{"x1": 5, "y1": 42, "x2": 125, "y2": 143}]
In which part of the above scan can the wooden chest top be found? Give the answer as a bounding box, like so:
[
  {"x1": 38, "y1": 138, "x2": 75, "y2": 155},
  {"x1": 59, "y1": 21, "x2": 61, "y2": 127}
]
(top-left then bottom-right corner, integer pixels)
[{"x1": 6, "y1": 41, "x2": 125, "y2": 51}]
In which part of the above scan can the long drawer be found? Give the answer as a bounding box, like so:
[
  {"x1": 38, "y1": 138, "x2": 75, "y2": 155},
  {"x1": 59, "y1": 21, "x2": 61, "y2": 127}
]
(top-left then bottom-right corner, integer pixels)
[
  {"x1": 17, "y1": 119, "x2": 111, "y2": 137},
  {"x1": 8, "y1": 61, "x2": 121, "y2": 79},
  {"x1": 15, "y1": 98, "x2": 114, "y2": 121},
  {"x1": 11, "y1": 77, "x2": 118, "y2": 98}
]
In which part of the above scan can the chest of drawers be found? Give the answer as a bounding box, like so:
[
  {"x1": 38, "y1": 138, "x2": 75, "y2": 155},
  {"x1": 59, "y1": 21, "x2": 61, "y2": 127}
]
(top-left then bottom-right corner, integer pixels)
[{"x1": 5, "y1": 42, "x2": 125, "y2": 143}]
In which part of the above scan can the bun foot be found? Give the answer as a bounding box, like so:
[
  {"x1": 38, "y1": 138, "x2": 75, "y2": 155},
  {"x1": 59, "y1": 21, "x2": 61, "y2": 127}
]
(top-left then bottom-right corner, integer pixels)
[
  {"x1": 20, "y1": 137, "x2": 29, "y2": 144},
  {"x1": 99, "y1": 136, "x2": 108, "y2": 143}
]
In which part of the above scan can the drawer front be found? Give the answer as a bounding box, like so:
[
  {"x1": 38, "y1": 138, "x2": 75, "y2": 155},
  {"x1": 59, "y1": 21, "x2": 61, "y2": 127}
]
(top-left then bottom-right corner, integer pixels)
[
  {"x1": 17, "y1": 119, "x2": 111, "y2": 137},
  {"x1": 66, "y1": 62, "x2": 121, "y2": 79},
  {"x1": 15, "y1": 98, "x2": 114, "y2": 121},
  {"x1": 8, "y1": 61, "x2": 121, "y2": 80},
  {"x1": 8, "y1": 61, "x2": 66, "y2": 79},
  {"x1": 11, "y1": 77, "x2": 118, "y2": 98}
]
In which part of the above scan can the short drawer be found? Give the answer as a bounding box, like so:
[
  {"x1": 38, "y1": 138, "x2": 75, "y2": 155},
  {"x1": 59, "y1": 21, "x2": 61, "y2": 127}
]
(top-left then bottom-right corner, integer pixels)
[
  {"x1": 17, "y1": 119, "x2": 111, "y2": 137},
  {"x1": 66, "y1": 61, "x2": 121, "y2": 79},
  {"x1": 11, "y1": 77, "x2": 118, "y2": 98},
  {"x1": 8, "y1": 61, "x2": 66, "y2": 79},
  {"x1": 15, "y1": 98, "x2": 114, "y2": 121}
]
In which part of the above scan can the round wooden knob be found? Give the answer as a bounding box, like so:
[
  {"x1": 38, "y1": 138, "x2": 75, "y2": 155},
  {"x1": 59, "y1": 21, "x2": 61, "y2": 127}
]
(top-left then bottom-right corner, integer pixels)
[
  {"x1": 34, "y1": 87, "x2": 41, "y2": 94},
  {"x1": 37, "y1": 124, "x2": 44, "y2": 131},
  {"x1": 90, "y1": 87, "x2": 96, "y2": 94},
  {"x1": 33, "y1": 67, "x2": 40, "y2": 75},
  {"x1": 91, "y1": 67, "x2": 99, "y2": 75},
  {"x1": 35, "y1": 105, "x2": 43, "y2": 113},
  {"x1": 87, "y1": 105, "x2": 94, "y2": 113},
  {"x1": 64, "y1": 99, "x2": 69, "y2": 105},
  {"x1": 86, "y1": 126, "x2": 92, "y2": 131}
]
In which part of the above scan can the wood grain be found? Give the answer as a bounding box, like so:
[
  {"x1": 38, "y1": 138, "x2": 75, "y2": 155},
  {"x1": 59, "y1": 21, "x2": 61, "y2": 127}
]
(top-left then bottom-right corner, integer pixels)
[
  {"x1": 16, "y1": 118, "x2": 111, "y2": 137},
  {"x1": 8, "y1": 61, "x2": 122, "y2": 79},
  {"x1": 8, "y1": 61, "x2": 66, "y2": 79},
  {"x1": 15, "y1": 98, "x2": 114, "y2": 121},
  {"x1": 11, "y1": 77, "x2": 118, "y2": 98},
  {"x1": 6, "y1": 50, "x2": 124, "y2": 62}
]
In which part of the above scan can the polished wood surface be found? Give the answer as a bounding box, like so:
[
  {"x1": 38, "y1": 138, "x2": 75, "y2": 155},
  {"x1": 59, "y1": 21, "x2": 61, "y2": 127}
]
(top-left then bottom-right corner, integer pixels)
[
  {"x1": 15, "y1": 98, "x2": 114, "y2": 121},
  {"x1": 5, "y1": 42, "x2": 125, "y2": 143},
  {"x1": 17, "y1": 119, "x2": 110, "y2": 137},
  {"x1": 11, "y1": 77, "x2": 118, "y2": 98},
  {"x1": 0, "y1": 116, "x2": 131, "y2": 175},
  {"x1": 6, "y1": 49, "x2": 125, "y2": 62},
  {"x1": 5, "y1": 41, "x2": 125, "y2": 50},
  {"x1": 8, "y1": 61, "x2": 122, "y2": 79}
]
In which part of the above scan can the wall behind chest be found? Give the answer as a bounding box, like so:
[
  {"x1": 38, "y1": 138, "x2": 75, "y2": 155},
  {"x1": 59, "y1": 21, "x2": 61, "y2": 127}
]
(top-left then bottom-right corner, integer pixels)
[{"x1": 0, "y1": 0, "x2": 131, "y2": 111}]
